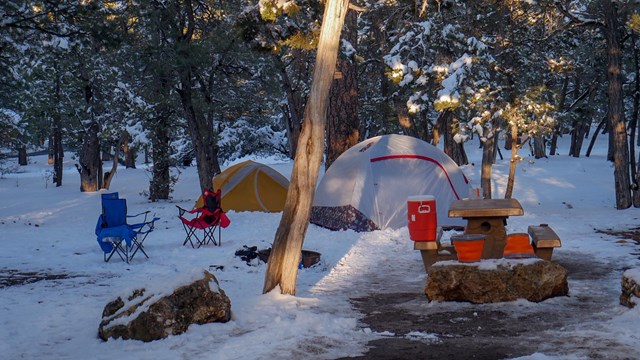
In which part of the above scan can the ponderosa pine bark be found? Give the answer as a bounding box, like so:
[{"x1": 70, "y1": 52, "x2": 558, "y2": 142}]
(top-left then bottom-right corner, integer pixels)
[
  {"x1": 263, "y1": 0, "x2": 350, "y2": 295},
  {"x1": 78, "y1": 120, "x2": 101, "y2": 192},
  {"x1": 276, "y1": 52, "x2": 307, "y2": 159},
  {"x1": 326, "y1": 9, "x2": 359, "y2": 170},
  {"x1": 603, "y1": 1, "x2": 632, "y2": 209},
  {"x1": 150, "y1": 99, "x2": 172, "y2": 201}
]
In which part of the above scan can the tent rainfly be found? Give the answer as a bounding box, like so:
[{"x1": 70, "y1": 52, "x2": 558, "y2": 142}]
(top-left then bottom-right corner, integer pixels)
[
  {"x1": 196, "y1": 160, "x2": 289, "y2": 212},
  {"x1": 310, "y1": 134, "x2": 471, "y2": 231}
]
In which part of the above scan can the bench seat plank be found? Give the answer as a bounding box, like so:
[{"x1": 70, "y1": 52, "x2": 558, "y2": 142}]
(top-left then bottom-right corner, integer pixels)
[
  {"x1": 528, "y1": 225, "x2": 561, "y2": 261},
  {"x1": 528, "y1": 225, "x2": 561, "y2": 248}
]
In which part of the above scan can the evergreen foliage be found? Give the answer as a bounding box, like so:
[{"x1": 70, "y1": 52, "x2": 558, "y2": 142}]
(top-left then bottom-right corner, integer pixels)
[{"x1": 1, "y1": 0, "x2": 639, "y2": 205}]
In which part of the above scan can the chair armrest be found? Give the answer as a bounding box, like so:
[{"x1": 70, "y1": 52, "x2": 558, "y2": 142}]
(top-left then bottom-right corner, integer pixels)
[
  {"x1": 130, "y1": 216, "x2": 160, "y2": 233},
  {"x1": 176, "y1": 205, "x2": 192, "y2": 216},
  {"x1": 128, "y1": 210, "x2": 151, "y2": 223}
]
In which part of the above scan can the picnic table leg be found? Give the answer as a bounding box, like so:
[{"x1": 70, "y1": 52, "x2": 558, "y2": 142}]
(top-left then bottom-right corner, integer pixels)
[{"x1": 464, "y1": 217, "x2": 507, "y2": 259}]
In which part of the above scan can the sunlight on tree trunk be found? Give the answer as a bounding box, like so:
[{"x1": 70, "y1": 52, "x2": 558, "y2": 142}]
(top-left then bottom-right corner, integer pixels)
[
  {"x1": 263, "y1": 0, "x2": 350, "y2": 295},
  {"x1": 103, "y1": 133, "x2": 126, "y2": 190},
  {"x1": 481, "y1": 131, "x2": 495, "y2": 199},
  {"x1": 505, "y1": 123, "x2": 519, "y2": 199},
  {"x1": 395, "y1": 98, "x2": 418, "y2": 137},
  {"x1": 78, "y1": 121, "x2": 101, "y2": 192}
]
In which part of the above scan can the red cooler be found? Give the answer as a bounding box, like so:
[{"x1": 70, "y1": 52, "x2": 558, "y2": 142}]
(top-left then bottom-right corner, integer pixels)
[{"x1": 407, "y1": 195, "x2": 437, "y2": 241}]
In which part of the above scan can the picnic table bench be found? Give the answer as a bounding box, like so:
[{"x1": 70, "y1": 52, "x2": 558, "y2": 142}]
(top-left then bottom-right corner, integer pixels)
[
  {"x1": 413, "y1": 227, "x2": 459, "y2": 270},
  {"x1": 528, "y1": 224, "x2": 562, "y2": 260}
]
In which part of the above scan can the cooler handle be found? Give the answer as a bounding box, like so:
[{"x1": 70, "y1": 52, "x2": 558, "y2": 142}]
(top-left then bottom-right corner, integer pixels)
[{"x1": 418, "y1": 204, "x2": 431, "y2": 214}]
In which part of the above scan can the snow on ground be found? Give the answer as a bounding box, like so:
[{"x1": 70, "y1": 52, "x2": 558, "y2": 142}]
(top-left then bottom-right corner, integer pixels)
[{"x1": 1, "y1": 134, "x2": 640, "y2": 360}]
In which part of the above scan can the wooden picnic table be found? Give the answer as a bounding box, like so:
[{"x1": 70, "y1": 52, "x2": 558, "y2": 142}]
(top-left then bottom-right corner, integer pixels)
[{"x1": 448, "y1": 198, "x2": 524, "y2": 259}]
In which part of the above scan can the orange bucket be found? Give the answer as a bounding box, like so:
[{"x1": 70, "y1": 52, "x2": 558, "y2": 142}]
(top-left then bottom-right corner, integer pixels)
[
  {"x1": 452, "y1": 234, "x2": 485, "y2": 262},
  {"x1": 503, "y1": 233, "x2": 535, "y2": 258}
]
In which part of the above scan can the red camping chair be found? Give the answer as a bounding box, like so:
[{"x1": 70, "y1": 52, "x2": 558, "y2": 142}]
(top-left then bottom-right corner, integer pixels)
[{"x1": 177, "y1": 188, "x2": 230, "y2": 248}]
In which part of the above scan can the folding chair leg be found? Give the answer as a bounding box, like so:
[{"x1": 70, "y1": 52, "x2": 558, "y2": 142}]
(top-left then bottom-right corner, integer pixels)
[
  {"x1": 129, "y1": 238, "x2": 149, "y2": 261},
  {"x1": 181, "y1": 225, "x2": 200, "y2": 248},
  {"x1": 200, "y1": 226, "x2": 218, "y2": 247},
  {"x1": 130, "y1": 227, "x2": 154, "y2": 261},
  {"x1": 104, "y1": 237, "x2": 129, "y2": 263}
]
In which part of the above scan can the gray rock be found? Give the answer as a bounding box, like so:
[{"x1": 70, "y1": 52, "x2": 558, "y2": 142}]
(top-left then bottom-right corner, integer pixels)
[
  {"x1": 98, "y1": 270, "x2": 231, "y2": 342},
  {"x1": 425, "y1": 259, "x2": 568, "y2": 304},
  {"x1": 620, "y1": 270, "x2": 640, "y2": 308}
]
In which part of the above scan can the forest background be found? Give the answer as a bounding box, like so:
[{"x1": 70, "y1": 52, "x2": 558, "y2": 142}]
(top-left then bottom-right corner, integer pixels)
[{"x1": 2, "y1": 0, "x2": 640, "y2": 209}]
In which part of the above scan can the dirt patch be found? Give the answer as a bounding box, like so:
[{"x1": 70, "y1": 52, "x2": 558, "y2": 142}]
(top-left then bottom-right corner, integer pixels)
[
  {"x1": 595, "y1": 226, "x2": 640, "y2": 244},
  {"x1": 0, "y1": 268, "x2": 75, "y2": 288},
  {"x1": 596, "y1": 227, "x2": 640, "y2": 259},
  {"x1": 338, "y1": 227, "x2": 640, "y2": 360}
]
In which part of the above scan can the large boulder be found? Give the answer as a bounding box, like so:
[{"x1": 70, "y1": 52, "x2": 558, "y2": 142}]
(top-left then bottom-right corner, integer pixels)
[
  {"x1": 98, "y1": 270, "x2": 231, "y2": 342},
  {"x1": 620, "y1": 269, "x2": 640, "y2": 308},
  {"x1": 425, "y1": 259, "x2": 568, "y2": 304}
]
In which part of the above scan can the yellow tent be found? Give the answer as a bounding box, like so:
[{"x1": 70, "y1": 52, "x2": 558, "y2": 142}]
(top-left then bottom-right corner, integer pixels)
[{"x1": 195, "y1": 160, "x2": 289, "y2": 212}]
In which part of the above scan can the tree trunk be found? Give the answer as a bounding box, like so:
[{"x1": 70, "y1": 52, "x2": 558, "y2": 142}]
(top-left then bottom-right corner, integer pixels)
[
  {"x1": 604, "y1": 1, "x2": 632, "y2": 209},
  {"x1": 569, "y1": 121, "x2": 590, "y2": 157},
  {"x1": 549, "y1": 128, "x2": 560, "y2": 156},
  {"x1": 494, "y1": 130, "x2": 503, "y2": 161},
  {"x1": 550, "y1": 76, "x2": 570, "y2": 156},
  {"x1": 276, "y1": 52, "x2": 307, "y2": 159},
  {"x1": 504, "y1": 123, "x2": 519, "y2": 199},
  {"x1": 48, "y1": 136, "x2": 54, "y2": 165},
  {"x1": 174, "y1": 3, "x2": 221, "y2": 191},
  {"x1": 52, "y1": 68, "x2": 63, "y2": 187},
  {"x1": 630, "y1": 33, "x2": 640, "y2": 207},
  {"x1": 144, "y1": 145, "x2": 150, "y2": 164},
  {"x1": 102, "y1": 134, "x2": 124, "y2": 190},
  {"x1": 149, "y1": 72, "x2": 172, "y2": 201},
  {"x1": 630, "y1": 92, "x2": 638, "y2": 190},
  {"x1": 150, "y1": 95, "x2": 172, "y2": 201},
  {"x1": 504, "y1": 133, "x2": 513, "y2": 151},
  {"x1": 636, "y1": 152, "x2": 640, "y2": 207},
  {"x1": 394, "y1": 97, "x2": 418, "y2": 137},
  {"x1": 263, "y1": 0, "x2": 349, "y2": 295},
  {"x1": 420, "y1": 112, "x2": 432, "y2": 143},
  {"x1": 78, "y1": 121, "x2": 101, "y2": 192},
  {"x1": 52, "y1": 117, "x2": 63, "y2": 187},
  {"x1": 532, "y1": 136, "x2": 547, "y2": 159},
  {"x1": 326, "y1": 9, "x2": 359, "y2": 170},
  {"x1": 481, "y1": 132, "x2": 495, "y2": 199},
  {"x1": 123, "y1": 132, "x2": 136, "y2": 169},
  {"x1": 441, "y1": 110, "x2": 468, "y2": 166},
  {"x1": 17, "y1": 147, "x2": 27, "y2": 166},
  {"x1": 568, "y1": 75, "x2": 582, "y2": 157},
  {"x1": 586, "y1": 116, "x2": 607, "y2": 157},
  {"x1": 431, "y1": 114, "x2": 441, "y2": 147},
  {"x1": 177, "y1": 81, "x2": 221, "y2": 191}
]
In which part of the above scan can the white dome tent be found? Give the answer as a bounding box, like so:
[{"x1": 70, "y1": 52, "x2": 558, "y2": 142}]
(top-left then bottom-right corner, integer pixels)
[{"x1": 310, "y1": 134, "x2": 471, "y2": 232}]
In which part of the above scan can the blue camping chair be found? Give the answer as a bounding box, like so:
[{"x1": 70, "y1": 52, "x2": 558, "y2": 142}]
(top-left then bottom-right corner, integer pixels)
[{"x1": 95, "y1": 193, "x2": 159, "y2": 263}]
